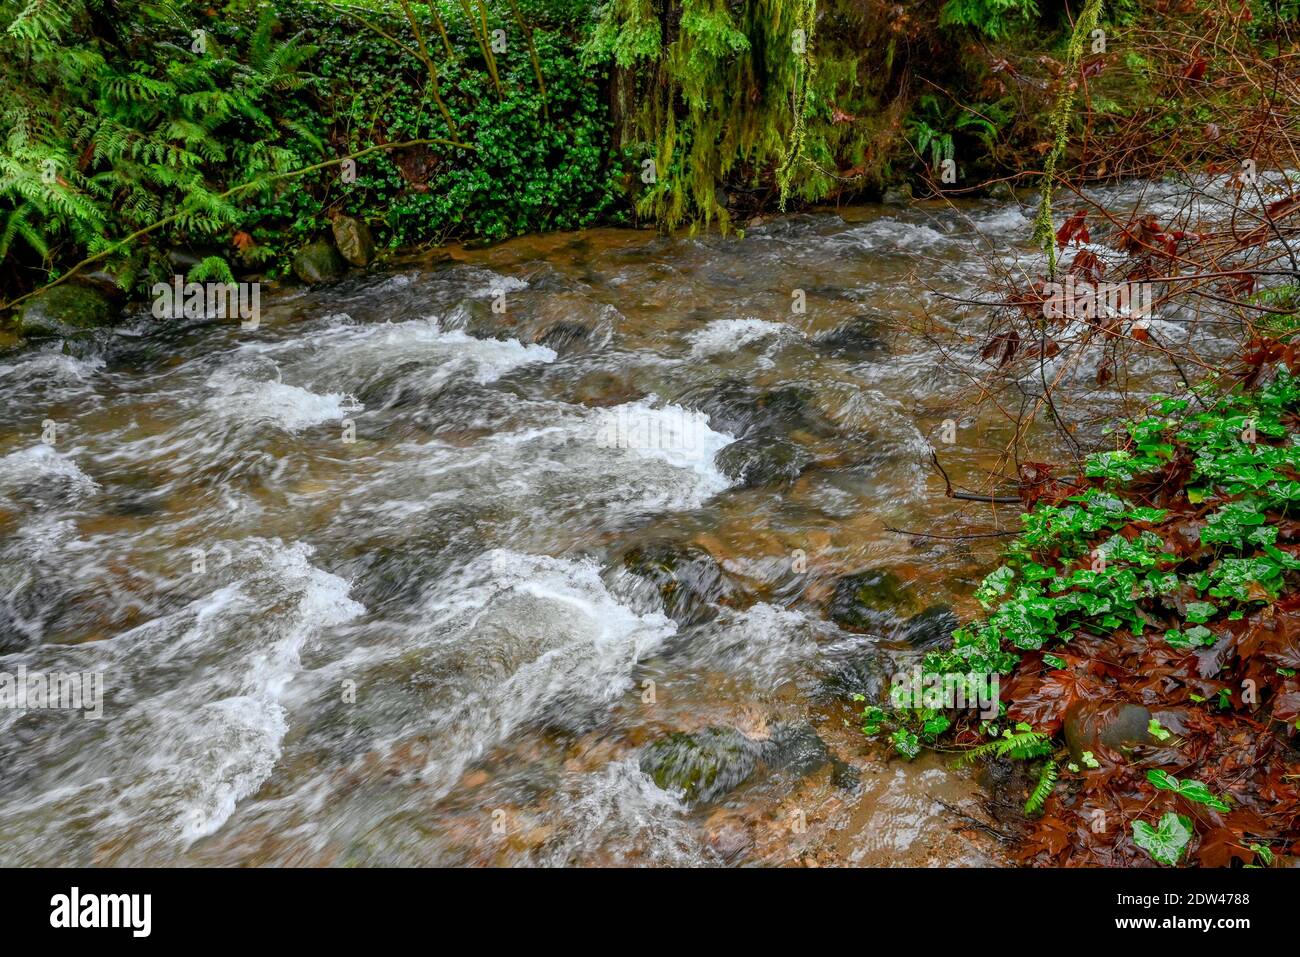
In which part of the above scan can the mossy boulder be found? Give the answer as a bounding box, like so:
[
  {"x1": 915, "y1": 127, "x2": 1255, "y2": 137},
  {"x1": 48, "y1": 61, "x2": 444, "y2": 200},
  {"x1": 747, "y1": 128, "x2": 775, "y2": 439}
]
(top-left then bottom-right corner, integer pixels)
[
  {"x1": 639, "y1": 727, "x2": 762, "y2": 803},
  {"x1": 714, "y1": 432, "x2": 810, "y2": 487},
  {"x1": 293, "y1": 240, "x2": 346, "y2": 284},
  {"x1": 829, "y1": 568, "x2": 916, "y2": 632},
  {"x1": 15, "y1": 283, "x2": 115, "y2": 337},
  {"x1": 331, "y1": 215, "x2": 376, "y2": 268},
  {"x1": 890, "y1": 605, "x2": 959, "y2": 650},
  {"x1": 621, "y1": 542, "x2": 737, "y2": 625}
]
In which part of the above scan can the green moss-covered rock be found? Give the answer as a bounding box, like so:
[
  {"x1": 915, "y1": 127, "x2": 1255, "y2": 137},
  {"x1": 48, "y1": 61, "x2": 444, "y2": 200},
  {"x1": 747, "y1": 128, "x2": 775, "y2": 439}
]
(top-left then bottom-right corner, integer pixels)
[
  {"x1": 293, "y1": 240, "x2": 346, "y2": 284},
  {"x1": 639, "y1": 727, "x2": 762, "y2": 803},
  {"x1": 331, "y1": 215, "x2": 376, "y2": 268},
  {"x1": 622, "y1": 542, "x2": 737, "y2": 625},
  {"x1": 16, "y1": 283, "x2": 115, "y2": 337},
  {"x1": 829, "y1": 568, "x2": 916, "y2": 632},
  {"x1": 715, "y1": 432, "x2": 811, "y2": 487},
  {"x1": 891, "y1": 605, "x2": 958, "y2": 650}
]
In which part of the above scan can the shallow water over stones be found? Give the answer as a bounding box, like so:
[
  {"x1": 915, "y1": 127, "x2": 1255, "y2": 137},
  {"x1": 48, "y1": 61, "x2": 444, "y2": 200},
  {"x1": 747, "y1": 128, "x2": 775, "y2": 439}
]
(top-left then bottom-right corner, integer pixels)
[{"x1": 0, "y1": 195, "x2": 1232, "y2": 866}]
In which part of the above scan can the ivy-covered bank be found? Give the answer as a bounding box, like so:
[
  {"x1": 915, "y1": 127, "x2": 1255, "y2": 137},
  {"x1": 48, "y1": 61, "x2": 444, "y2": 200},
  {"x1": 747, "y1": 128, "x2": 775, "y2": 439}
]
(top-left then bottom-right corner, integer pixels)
[{"x1": 864, "y1": 362, "x2": 1300, "y2": 866}]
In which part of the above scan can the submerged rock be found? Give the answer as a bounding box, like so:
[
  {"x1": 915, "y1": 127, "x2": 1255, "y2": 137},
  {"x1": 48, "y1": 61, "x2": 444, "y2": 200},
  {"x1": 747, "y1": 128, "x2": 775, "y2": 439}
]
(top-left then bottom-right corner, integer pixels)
[
  {"x1": 761, "y1": 720, "x2": 857, "y2": 788},
  {"x1": 16, "y1": 283, "x2": 115, "y2": 337},
  {"x1": 293, "y1": 240, "x2": 346, "y2": 284},
  {"x1": 639, "y1": 728, "x2": 762, "y2": 803},
  {"x1": 818, "y1": 644, "x2": 894, "y2": 702},
  {"x1": 817, "y1": 316, "x2": 888, "y2": 358},
  {"x1": 891, "y1": 605, "x2": 958, "y2": 650},
  {"x1": 714, "y1": 432, "x2": 810, "y2": 487},
  {"x1": 331, "y1": 215, "x2": 376, "y2": 267},
  {"x1": 829, "y1": 568, "x2": 916, "y2": 632},
  {"x1": 536, "y1": 321, "x2": 589, "y2": 352},
  {"x1": 621, "y1": 542, "x2": 737, "y2": 625}
]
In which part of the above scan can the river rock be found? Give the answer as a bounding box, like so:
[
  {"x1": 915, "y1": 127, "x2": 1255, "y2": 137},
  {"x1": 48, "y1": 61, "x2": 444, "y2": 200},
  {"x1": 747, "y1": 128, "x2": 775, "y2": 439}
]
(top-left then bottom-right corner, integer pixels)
[
  {"x1": 1063, "y1": 701, "x2": 1153, "y2": 762},
  {"x1": 761, "y1": 720, "x2": 858, "y2": 788},
  {"x1": 639, "y1": 727, "x2": 762, "y2": 803},
  {"x1": 621, "y1": 542, "x2": 737, "y2": 625},
  {"x1": 817, "y1": 316, "x2": 888, "y2": 357},
  {"x1": 891, "y1": 605, "x2": 958, "y2": 650},
  {"x1": 331, "y1": 215, "x2": 376, "y2": 267},
  {"x1": 714, "y1": 432, "x2": 810, "y2": 487},
  {"x1": 883, "y1": 183, "x2": 913, "y2": 206},
  {"x1": 293, "y1": 240, "x2": 346, "y2": 284},
  {"x1": 829, "y1": 568, "x2": 916, "y2": 632},
  {"x1": 819, "y1": 643, "x2": 894, "y2": 701},
  {"x1": 15, "y1": 283, "x2": 115, "y2": 337}
]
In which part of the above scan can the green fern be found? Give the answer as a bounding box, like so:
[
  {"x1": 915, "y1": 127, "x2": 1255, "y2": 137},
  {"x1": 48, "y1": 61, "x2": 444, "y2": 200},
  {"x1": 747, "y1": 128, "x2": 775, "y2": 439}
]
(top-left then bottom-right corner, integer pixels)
[
  {"x1": 1024, "y1": 759, "x2": 1058, "y2": 815},
  {"x1": 962, "y1": 724, "x2": 1055, "y2": 764}
]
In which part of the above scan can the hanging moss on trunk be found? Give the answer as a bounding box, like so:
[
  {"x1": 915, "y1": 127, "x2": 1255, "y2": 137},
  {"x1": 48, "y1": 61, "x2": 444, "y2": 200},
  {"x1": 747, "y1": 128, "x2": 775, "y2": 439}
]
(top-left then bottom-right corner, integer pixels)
[{"x1": 585, "y1": 0, "x2": 911, "y2": 232}]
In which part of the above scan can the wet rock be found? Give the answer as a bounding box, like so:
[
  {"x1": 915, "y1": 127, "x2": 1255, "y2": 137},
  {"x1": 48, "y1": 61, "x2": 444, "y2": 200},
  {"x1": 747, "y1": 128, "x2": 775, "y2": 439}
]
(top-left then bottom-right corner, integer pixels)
[
  {"x1": 536, "y1": 321, "x2": 588, "y2": 353},
  {"x1": 639, "y1": 727, "x2": 762, "y2": 803},
  {"x1": 292, "y1": 240, "x2": 346, "y2": 284},
  {"x1": 763, "y1": 720, "x2": 863, "y2": 790},
  {"x1": 16, "y1": 283, "x2": 115, "y2": 337},
  {"x1": 818, "y1": 644, "x2": 893, "y2": 701},
  {"x1": 573, "y1": 370, "x2": 643, "y2": 408},
  {"x1": 829, "y1": 568, "x2": 916, "y2": 632},
  {"x1": 817, "y1": 316, "x2": 888, "y2": 358},
  {"x1": 682, "y1": 379, "x2": 833, "y2": 439},
  {"x1": 1063, "y1": 701, "x2": 1153, "y2": 762},
  {"x1": 331, "y1": 215, "x2": 376, "y2": 267},
  {"x1": 883, "y1": 183, "x2": 913, "y2": 206},
  {"x1": 714, "y1": 432, "x2": 810, "y2": 487},
  {"x1": 890, "y1": 605, "x2": 958, "y2": 650},
  {"x1": 621, "y1": 542, "x2": 737, "y2": 625},
  {"x1": 761, "y1": 721, "x2": 833, "y2": 776}
]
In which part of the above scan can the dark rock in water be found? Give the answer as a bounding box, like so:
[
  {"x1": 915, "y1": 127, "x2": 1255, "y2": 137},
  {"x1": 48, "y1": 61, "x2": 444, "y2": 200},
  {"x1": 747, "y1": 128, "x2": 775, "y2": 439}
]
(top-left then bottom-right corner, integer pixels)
[
  {"x1": 642, "y1": 722, "x2": 861, "y2": 804},
  {"x1": 714, "y1": 431, "x2": 810, "y2": 487},
  {"x1": 331, "y1": 215, "x2": 376, "y2": 267},
  {"x1": 761, "y1": 721, "x2": 861, "y2": 791},
  {"x1": 829, "y1": 568, "x2": 916, "y2": 632},
  {"x1": 573, "y1": 370, "x2": 643, "y2": 408},
  {"x1": 639, "y1": 728, "x2": 762, "y2": 803},
  {"x1": 16, "y1": 283, "x2": 115, "y2": 337},
  {"x1": 622, "y1": 542, "x2": 737, "y2": 625},
  {"x1": 1063, "y1": 701, "x2": 1153, "y2": 762},
  {"x1": 891, "y1": 605, "x2": 958, "y2": 650},
  {"x1": 819, "y1": 644, "x2": 894, "y2": 702},
  {"x1": 292, "y1": 240, "x2": 346, "y2": 284},
  {"x1": 536, "y1": 321, "x2": 588, "y2": 352},
  {"x1": 817, "y1": 316, "x2": 888, "y2": 358},
  {"x1": 680, "y1": 379, "x2": 833, "y2": 440},
  {"x1": 883, "y1": 184, "x2": 913, "y2": 206},
  {"x1": 761, "y1": 721, "x2": 832, "y2": 776}
]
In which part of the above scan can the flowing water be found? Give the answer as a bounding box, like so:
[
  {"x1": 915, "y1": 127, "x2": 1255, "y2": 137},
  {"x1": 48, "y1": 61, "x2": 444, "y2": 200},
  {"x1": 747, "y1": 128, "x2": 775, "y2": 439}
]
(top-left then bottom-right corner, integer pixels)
[{"x1": 0, "y1": 189, "x2": 1233, "y2": 866}]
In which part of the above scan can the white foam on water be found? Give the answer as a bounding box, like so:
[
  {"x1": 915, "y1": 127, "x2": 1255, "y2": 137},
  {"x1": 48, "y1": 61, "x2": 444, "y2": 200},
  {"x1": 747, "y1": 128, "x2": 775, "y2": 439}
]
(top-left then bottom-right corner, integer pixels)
[
  {"x1": 688, "y1": 318, "x2": 787, "y2": 356},
  {"x1": 22, "y1": 539, "x2": 367, "y2": 847},
  {"x1": 204, "y1": 374, "x2": 359, "y2": 432},
  {"x1": 239, "y1": 314, "x2": 556, "y2": 395},
  {"x1": 839, "y1": 219, "x2": 947, "y2": 251},
  {"x1": 0, "y1": 444, "x2": 99, "y2": 501},
  {"x1": 685, "y1": 603, "x2": 827, "y2": 690},
  {"x1": 0, "y1": 347, "x2": 104, "y2": 392},
  {"x1": 589, "y1": 398, "x2": 735, "y2": 492},
  {"x1": 412, "y1": 549, "x2": 676, "y2": 795},
  {"x1": 536, "y1": 758, "x2": 704, "y2": 866}
]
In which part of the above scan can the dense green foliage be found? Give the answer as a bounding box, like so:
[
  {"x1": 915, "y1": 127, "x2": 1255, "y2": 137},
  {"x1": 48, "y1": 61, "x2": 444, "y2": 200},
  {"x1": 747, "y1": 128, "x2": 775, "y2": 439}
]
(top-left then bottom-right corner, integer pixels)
[{"x1": 0, "y1": 0, "x2": 626, "y2": 298}]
